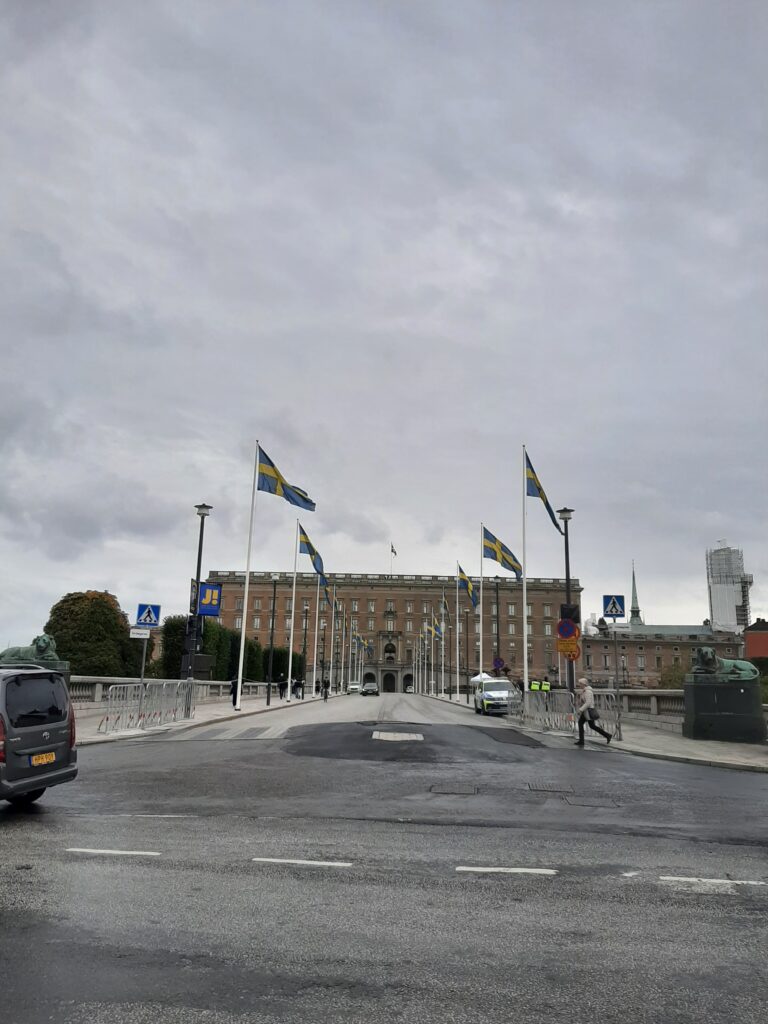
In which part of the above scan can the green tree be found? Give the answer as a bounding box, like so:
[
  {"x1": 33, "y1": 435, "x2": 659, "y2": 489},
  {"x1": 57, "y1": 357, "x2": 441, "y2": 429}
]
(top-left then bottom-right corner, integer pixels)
[
  {"x1": 160, "y1": 615, "x2": 187, "y2": 679},
  {"x1": 659, "y1": 664, "x2": 687, "y2": 688},
  {"x1": 45, "y1": 591, "x2": 136, "y2": 676}
]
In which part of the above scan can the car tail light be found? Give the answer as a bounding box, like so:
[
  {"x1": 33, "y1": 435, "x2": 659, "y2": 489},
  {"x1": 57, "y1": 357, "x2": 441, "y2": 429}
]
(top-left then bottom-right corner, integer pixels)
[
  {"x1": 0, "y1": 715, "x2": 6, "y2": 764},
  {"x1": 68, "y1": 706, "x2": 76, "y2": 749}
]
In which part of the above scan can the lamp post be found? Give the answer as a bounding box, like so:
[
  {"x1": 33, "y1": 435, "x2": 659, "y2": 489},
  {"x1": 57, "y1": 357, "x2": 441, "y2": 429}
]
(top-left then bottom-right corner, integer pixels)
[
  {"x1": 186, "y1": 503, "x2": 212, "y2": 680},
  {"x1": 557, "y1": 507, "x2": 575, "y2": 693},
  {"x1": 464, "y1": 608, "x2": 470, "y2": 703},
  {"x1": 320, "y1": 626, "x2": 326, "y2": 691},
  {"x1": 266, "y1": 574, "x2": 278, "y2": 706},
  {"x1": 301, "y1": 605, "x2": 308, "y2": 699}
]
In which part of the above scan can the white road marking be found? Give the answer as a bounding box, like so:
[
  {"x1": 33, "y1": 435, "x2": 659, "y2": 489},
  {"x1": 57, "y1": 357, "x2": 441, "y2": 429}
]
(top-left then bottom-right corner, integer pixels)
[
  {"x1": 251, "y1": 857, "x2": 353, "y2": 868},
  {"x1": 372, "y1": 731, "x2": 424, "y2": 741},
  {"x1": 115, "y1": 814, "x2": 197, "y2": 819},
  {"x1": 66, "y1": 848, "x2": 161, "y2": 857},
  {"x1": 659, "y1": 876, "x2": 766, "y2": 887},
  {"x1": 455, "y1": 866, "x2": 558, "y2": 876},
  {"x1": 622, "y1": 871, "x2": 641, "y2": 877}
]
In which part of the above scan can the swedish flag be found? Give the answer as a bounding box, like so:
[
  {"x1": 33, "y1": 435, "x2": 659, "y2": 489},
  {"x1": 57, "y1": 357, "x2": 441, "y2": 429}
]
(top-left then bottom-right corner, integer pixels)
[
  {"x1": 458, "y1": 564, "x2": 478, "y2": 609},
  {"x1": 432, "y1": 615, "x2": 443, "y2": 639},
  {"x1": 525, "y1": 453, "x2": 563, "y2": 534},
  {"x1": 483, "y1": 526, "x2": 522, "y2": 579},
  {"x1": 299, "y1": 524, "x2": 326, "y2": 578},
  {"x1": 258, "y1": 448, "x2": 316, "y2": 511}
]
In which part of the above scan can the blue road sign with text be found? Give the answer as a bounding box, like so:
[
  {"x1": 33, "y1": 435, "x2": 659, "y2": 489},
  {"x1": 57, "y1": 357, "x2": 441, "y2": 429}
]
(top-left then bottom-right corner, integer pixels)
[{"x1": 603, "y1": 595, "x2": 625, "y2": 619}]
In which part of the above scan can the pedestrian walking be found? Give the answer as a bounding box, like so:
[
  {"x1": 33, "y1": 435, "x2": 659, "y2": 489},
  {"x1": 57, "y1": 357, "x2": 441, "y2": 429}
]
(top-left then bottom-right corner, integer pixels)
[
  {"x1": 322, "y1": 679, "x2": 330, "y2": 702},
  {"x1": 574, "y1": 677, "x2": 612, "y2": 746}
]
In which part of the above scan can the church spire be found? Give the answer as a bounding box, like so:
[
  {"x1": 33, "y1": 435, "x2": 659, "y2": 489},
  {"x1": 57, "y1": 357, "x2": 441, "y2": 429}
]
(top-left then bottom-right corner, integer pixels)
[{"x1": 629, "y1": 561, "x2": 643, "y2": 627}]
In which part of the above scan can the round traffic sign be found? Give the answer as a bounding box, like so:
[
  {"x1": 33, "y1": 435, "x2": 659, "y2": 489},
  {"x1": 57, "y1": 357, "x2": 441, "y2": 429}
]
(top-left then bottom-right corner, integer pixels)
[
  {"x1": 557, "y1": 619, "x2": 576, "y2": 640},
  {"x1": 564, "y1": 644, "x2": 581, "y2": 661},
  {"x1": 493, "y1": 656, "x2": 505, "y2": 670}
]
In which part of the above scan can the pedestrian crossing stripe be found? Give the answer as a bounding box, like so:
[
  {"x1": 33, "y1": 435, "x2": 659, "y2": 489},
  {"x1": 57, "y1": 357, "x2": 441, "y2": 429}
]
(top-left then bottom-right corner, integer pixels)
[
  {"x1": 603, "y1": 595, "x2": 625, "y2": 618},
  {"x1": 136, "y1": 603, "x2": 161, "y2": 626}
]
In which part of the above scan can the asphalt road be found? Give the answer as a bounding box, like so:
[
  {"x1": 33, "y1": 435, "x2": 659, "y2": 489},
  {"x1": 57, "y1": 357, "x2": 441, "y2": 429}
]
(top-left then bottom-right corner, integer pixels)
[{"x1": 2, "y1": 693, "x2": 767, "y2": 1024}]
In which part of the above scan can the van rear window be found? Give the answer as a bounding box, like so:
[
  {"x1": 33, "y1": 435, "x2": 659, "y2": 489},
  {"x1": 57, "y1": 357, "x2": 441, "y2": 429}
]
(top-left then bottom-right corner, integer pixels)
[{"x1": 5, "y1": 674, "x2": 68, "y2": 728}]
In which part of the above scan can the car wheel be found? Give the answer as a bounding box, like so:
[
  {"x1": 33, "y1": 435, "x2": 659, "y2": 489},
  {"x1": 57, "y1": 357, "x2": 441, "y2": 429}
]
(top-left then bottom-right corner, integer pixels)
[{"x1": 7, "y1": 788, "x2": 46, "y2": 807}]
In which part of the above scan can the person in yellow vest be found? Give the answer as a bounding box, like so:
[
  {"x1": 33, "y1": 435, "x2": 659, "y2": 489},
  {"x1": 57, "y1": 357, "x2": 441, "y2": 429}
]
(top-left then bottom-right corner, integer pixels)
[
  {"x1": 530, "y1": 680, "x2": 540, "y2": 692},
  {"x1": 541, "y1": 679, "x2": 551, "y2": 692}
]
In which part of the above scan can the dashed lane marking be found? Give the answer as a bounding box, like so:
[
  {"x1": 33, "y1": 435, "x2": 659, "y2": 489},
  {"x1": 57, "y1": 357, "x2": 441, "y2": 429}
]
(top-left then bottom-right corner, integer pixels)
[
  {"x1": 372, "y1": 731, "x2": 424, "y2": 742},
  {"x1": 659, "y1": 876, "x2": 766, "y2": 888},
  {"x1": 251, "y1": 857, "x2": 353, "y2": 868},
  {"x1": 456, "y1": 866, "x2": 558, "y2": 876},
  {"x1": 66, "y1": 848, "x2": 161, "y2": 857}
]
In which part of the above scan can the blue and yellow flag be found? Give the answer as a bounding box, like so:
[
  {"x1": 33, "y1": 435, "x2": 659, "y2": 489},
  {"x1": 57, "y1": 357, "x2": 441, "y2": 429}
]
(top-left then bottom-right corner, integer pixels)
[
  {"x1": 458, "y1": 564, "x2": 478, "y2": 609},
  {"x1": 525, "y1": 453, "x2": 563, "y2": 534},
  {"x1": 299, "y1": 523, "x2": 326, "y2": 578},
  {"x1": 432, "y1": 615, "x2": 443, "y2": 639},
  {"x1": 483, "y1": 526, "x2": 522, "y2": 579},
  {"x1": 258, "y1": 448, "x2": 316, "y2": 511}
]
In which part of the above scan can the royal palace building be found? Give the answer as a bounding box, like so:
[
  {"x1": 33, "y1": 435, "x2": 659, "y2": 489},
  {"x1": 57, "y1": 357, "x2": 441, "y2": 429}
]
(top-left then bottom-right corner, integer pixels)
[{"x1": 207, "y1": 570, "x2": 582, "y2": 692}]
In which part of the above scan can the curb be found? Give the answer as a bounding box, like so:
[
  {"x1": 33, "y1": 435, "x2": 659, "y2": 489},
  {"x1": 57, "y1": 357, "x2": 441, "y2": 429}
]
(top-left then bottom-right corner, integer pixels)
[
  {"x1": 77, "y1": 693, "x2": 342, "y2": 747},
  {"x1": 424, "y1": 692, "x2": 768, "y2": 774}
]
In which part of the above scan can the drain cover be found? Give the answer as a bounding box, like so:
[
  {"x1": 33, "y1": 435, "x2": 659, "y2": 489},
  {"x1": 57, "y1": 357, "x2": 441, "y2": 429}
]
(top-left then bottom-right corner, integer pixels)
[
  {"x1": 528, "y1": 781, "x2": 574, "y2": 794},
  {"x1": 431, "y1": 784, "x2": 478, "y2": 796}
]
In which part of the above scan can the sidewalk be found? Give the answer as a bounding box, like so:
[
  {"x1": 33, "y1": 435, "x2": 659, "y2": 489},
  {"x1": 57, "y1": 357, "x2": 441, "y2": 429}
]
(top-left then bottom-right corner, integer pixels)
[
  {"x1": 74, "y1": 693, "x2": 333, "y2": 747},
  {"x1": 425, "y1": 693, "x2": 768, "y2": 773}
]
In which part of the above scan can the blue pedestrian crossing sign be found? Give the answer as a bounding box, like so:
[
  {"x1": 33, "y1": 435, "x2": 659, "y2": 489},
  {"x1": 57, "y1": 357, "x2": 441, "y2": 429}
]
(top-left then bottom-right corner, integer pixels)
[
  {"x1": 136, "y1": 603, "x2": 161, "y2": 628},
  {"x1": 602, "y1": 595, "x2": 625, "y2": 619}
]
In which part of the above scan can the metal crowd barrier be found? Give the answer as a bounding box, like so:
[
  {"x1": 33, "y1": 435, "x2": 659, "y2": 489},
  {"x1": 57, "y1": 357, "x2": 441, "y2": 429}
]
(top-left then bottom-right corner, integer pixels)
[
  {"x1": 98, "y1": 681, "x2": 196, "y2": 734},
  {"x1": 98, "y1": 683, "x2": 144, "y2": 734},
  {"x1": 592, "y1": 691, "x2": 621, "y2": 740},
  {"x1": 523, "y1": 690, "x2": 576, "y2": 733}
]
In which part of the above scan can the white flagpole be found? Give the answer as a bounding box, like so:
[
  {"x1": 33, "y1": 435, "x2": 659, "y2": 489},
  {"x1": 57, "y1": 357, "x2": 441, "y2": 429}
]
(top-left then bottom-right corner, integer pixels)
[
  {"x1": 329, "y1": 584, "x2": 337, "y2": 694},
  {"x1": 440, "y1": 590, "x2": 445, "y2": 697},
  {"x1": 430, "y1": 611, "x2": 435, "y2": 695},
  {"x1": 286, "y1": 518, "x2": 300, "y2": 702},
  {"x1": 347, "y1": 613, "x2": 353, "y2": 687},
  {"x1": 311, "y1": 573, "x2": 320, "y2": 697},
  {"x1": 340, "y1": 602, "x2": 346, "y2": 691},
  {"x1": 390, "y1": 544, "x2": 393, "y2": 579},
  {"x1": 235, "y1": 442, "x2": 260, "y2": 711},
  {"x1": 479, "y1": 523, "x2": 484, "y2": 684},
  {"x1": 522, "y1": 445, "x2": 529, "y2": 700},
  {"x1": 455, "y1": 564, "x2": 460, "y2": 701}
]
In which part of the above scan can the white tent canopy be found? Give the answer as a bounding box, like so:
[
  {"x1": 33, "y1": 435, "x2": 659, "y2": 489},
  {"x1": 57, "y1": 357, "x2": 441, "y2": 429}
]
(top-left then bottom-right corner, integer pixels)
[{"x1": 470, "y1": 672, "x2": 503, "y2": 684}]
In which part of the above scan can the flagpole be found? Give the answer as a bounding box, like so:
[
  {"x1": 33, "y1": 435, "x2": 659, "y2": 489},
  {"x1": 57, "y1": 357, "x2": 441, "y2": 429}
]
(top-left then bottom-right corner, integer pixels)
[
  {"x1": 390, "y1": 544, "x2": 393, "y2": 579},
  {"x1": 235, "y1": 442, "x2": 259, "y2": 711},
  {"x1": 440, "y1": 590, "x2": 445, "y2": 697},
  {"x1": 340, "y1": 602, "x2": 346, "y2": 692},
  {"x1": 329, "y1": 584, "x2": 337, "y2": 694},
  {"x1": 522, "y1": 445, "x2": 529, "y2": 701},
  {"x1": 311, "y1": 573, "x2": 320, "y2": 697},
  {"x1": 455, "y1": 564, "x2": 460, "y2": 701},
  {"x1": 285, "y1": 518, "x2": 300, "y2": 702},
  {"x1": 479, "y1": 523, "x2": 484, "y2": 684},
  {"x1": 347, "y1": 612, "x2": 353, "y2": 688}
]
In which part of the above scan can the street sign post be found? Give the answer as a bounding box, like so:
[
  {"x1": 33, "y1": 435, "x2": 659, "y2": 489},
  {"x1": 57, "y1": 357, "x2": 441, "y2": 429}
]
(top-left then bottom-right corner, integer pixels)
[
  {"x1": 557, "y1": 619, "x2": 581, "y2": 641},
  {"x1": 134, "y1": 603, "x2": 161, "y2": 684}
]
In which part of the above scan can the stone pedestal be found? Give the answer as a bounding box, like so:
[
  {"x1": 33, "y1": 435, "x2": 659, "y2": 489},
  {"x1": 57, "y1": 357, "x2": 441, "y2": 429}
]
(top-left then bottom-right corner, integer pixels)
[{"x1": 683, "y1": 679, "x2": 766, "y2": 743}]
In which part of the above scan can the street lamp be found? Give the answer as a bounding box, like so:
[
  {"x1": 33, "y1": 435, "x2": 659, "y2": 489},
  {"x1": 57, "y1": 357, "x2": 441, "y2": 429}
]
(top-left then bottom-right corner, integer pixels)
[
  {"x1": 266, "y1": 574, "x2": 278, "y2": 706},
  {"x1": 186, "y1": 503, "x2": 212, "y2": 680},
  {"x1": 556, "y1": 507, "x2": 575, "y2": 693},
  {"x1": 301, "y1": 605, "x2": 308, "y2": 699}
]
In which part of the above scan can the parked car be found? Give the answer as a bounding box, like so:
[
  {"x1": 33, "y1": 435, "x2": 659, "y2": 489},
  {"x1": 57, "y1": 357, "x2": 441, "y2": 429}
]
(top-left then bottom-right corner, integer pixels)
[
  {"x1": 360, "y1": 681, "x2": 380, "y2": 696},
  {"x1": 0, "y1": 666, "x2": 78, "y2": 806},
  {"x1": 347, "y1": 681, "x2": 361, "y2": 694},
  {"x1": 473, "y1": 678, "x2": 517, "y2": 715},
  {"x1": 404, "y1": 684, "x2": 414, "y2": 693}
]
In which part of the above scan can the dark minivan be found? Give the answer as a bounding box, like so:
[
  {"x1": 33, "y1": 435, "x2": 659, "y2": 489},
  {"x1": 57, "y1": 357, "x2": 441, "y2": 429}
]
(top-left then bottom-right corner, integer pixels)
[{"x1": 0, "y1": 666, "x2": 78, "y2": 806}]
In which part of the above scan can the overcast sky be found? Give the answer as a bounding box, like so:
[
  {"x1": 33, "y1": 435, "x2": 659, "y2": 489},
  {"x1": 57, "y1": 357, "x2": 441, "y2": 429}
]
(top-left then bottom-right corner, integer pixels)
[{"x1": 2, "y1": 0, "x2": 766, "y2": 646}]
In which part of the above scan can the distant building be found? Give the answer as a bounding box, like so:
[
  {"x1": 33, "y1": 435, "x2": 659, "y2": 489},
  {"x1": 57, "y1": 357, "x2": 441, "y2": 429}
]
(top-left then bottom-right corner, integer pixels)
[
  {"x1": 706, "y1": 541, "x2": 752, "y2": 632},
  {"x1": 583, "y1": 567, "x2": 742, "y2": 688},
  {"x1": 207, "y1": 570, "x2": 582, "y2": 692},
  {"x1": 744, "y1": 618, "x2": 768, "y2": 661}
]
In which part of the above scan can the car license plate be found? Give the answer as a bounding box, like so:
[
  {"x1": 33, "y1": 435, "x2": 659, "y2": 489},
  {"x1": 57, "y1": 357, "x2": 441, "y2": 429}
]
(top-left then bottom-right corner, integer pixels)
[{"x1": 30, "y1": 751, "x2": 55, "y2": 767}]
